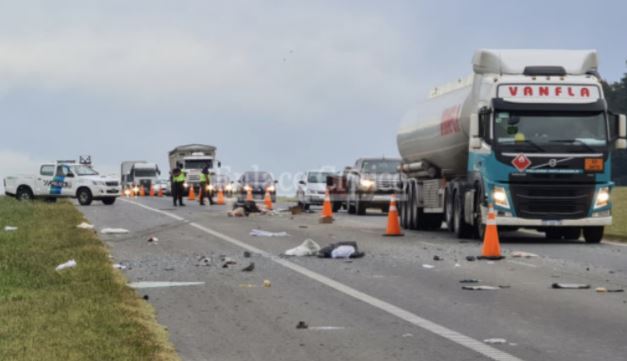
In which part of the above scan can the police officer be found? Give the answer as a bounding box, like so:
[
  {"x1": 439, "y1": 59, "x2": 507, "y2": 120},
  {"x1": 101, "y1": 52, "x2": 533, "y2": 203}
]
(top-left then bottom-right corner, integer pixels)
[
  {"x1": 171, "y1": 163, "x2": 186, "y2": 207},
  {"x1": 199, "y1": 166, "x2": 215, "y2": 206}
]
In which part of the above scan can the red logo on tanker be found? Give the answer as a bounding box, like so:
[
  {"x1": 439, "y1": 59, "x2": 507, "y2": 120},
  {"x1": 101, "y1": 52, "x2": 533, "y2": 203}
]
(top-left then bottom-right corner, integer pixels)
[
  {"x1": 440, "y1": 105, "x2": 461, "y2": 136},
  {"x1": 512, "y1": 153, "x2": 532, "y2": 172},
  {"x1": 505, "y1": 85, "x2": 595, "y2": 98}
]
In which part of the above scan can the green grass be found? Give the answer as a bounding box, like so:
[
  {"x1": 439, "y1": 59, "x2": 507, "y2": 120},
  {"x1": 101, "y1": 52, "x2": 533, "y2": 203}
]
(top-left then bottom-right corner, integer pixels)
[
  {"x1": 0, "y1": 197, "x2": 180, "y2": 361},
  {"x1": 606, "y1": 187, "x2": 627, "y2": 241}
]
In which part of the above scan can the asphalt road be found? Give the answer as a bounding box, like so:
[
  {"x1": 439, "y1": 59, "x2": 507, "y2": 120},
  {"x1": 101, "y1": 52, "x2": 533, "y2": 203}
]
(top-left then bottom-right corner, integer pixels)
[{"x1": 79, "y1": 196, "x2": 627, "y2": 361}]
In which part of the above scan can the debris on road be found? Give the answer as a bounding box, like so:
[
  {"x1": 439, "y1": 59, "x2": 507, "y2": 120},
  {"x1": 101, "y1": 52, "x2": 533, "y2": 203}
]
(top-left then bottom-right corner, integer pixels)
[
  {"x1": 484, "y1": 338, "x2": 508, "y2": 344},
  {"x1": 296, "y1": 321, "x2": 309, "y2": 329},
  {"x1": 263, "y1": 279, "x2": 272, "y2": 288},
  {"x1": 402, "y1": 333, "x2": 414, "y2": 338},
  {"x1": 465, "y1": 256, "x2": 476, "y2": 262},
  {"x1": 112, "y1": 263, "x2": 127, "y2": 270},
  {"x1": 197, "y1": 256, "x2": 211, "y2": 267},
  {"x1": 289, "y1": 205, "x2": 303, "y2": 215},
  {"x1": 228, "y1": 207, "x2": 247, "y2": 217},
  {"x1": 76, "y1": 222, "x2": 94, "y2": 230},
  {"x1": 459, "y1": 279, "x2": 480, "y2": 283},
  {"x1": 510, "y1": 251, "x2": 539, "y2": 258},
  {"x1": 331, "y1": 245, "x2": 356, "y2": 259},
  {"x1": 222, "y1": 257, "x2": 237, "y2": 268},
  {"x1": 55, "y1": 259, "x2": 77, "y2": 271},
  {"x1": 422, "y1": 264, "x2": 435, "y2": 269},
  {"x1": 101, "y1": 228, "x2": 129, "y2": 234},
  {"x1": 143, "y1": 295, "x2": 149, "y2": 300},
  {"x1": 462, "y1": 285, "x2": 500, "y2": 291},
  {"x1": 250, "y1": 229, "x2": 289, "y2": 237},
  {"x1": 284, "y1": 239, "x2": 321, "y2": 257},
  {"x1": 596, "y1": 287, "x2": 624, "y2": 293},
  {"x1": 551, "y1": 283, "x2": 591, "y2": 290},
  {"x1": 241, "y1": 262, "x2": 255, "y2": 272},
  {"x1": 433, "y1": 255, "x2": 443, "y2": 261},
  {"x1": 147, "y1": 236, "x2": 159, "y2": 243},
  {"x1": 318, "y1": 242, "x2": 365, "y2": 259},
  {"x1": 3, "y1": 226, "x2": 17, "y2": 232},
  {"x1": 243, "y1": 251, "x2": 251, "y2": 258}
]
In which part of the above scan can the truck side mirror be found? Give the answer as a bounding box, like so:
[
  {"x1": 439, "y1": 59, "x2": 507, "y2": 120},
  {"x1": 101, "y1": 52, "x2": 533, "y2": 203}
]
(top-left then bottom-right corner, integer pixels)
[
  {"x1": 218, "y1": 161, "x2": 222, "y2": 168},
  {"x1": 469, "y1": 113, "x2": 482, "y2": 149},
  {"x1": 617, "y1": 114, "x2": 627, "y2": 150},
  {"x1": 298, "y1": 180, "x2": 306, "y2": 185}
]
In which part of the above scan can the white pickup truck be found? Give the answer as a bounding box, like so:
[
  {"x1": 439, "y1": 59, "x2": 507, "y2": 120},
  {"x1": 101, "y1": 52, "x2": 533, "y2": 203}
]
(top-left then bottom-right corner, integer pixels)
[{"x1": 3, "y1": 162, "x2": 121, "y2": 206}]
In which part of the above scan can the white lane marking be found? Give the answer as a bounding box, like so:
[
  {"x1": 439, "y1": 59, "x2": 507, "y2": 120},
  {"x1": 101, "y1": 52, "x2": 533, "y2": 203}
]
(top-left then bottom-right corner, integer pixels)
[
  {"x1": 307, "y1": 326, "x2": 346, "y2": 331},
  {"x1": 129, "y1": 281, "x2": 205, "y2": 289},
  {"x1": 124, "y1": 199, "x2": 525, "y2": 361},
  {"x1": 507, "y1": 260, "x2": 538, "y2": 268}
]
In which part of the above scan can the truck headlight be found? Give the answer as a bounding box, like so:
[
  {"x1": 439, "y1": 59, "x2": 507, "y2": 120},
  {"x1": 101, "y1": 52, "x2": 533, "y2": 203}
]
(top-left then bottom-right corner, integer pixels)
[
  {"x1": 244, "y1": 185, "x2": 252, "y2": 192},
  {"x1": 133, "y1": 186, "x2": 140, "y2": 193},
  {"x1": 493, "y1": 186, "x2": 510, "y2": 209},
  {"x1": 359, "y1": 179, "x2": 375, "y2": 190},
  {"x1": 207, "y1": 185, "x2": 215, "y2": 191},
  {"x1": 225, "y1": 184, "x2": 232, "y2": 191},
  {"x1": 183, "y1": 182, "x2": 189, "y2": 188},
  {"x1": 267, "y1": 185, "x2": 276, "y2": 192},
  {"x1": 594, "y1": 187, "x2": 610, "y2": 209}
]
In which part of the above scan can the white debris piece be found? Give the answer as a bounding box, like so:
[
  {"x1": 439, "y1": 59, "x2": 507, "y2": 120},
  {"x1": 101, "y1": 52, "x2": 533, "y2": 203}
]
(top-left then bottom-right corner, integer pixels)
[
  {"x1": 331, "y1": 245, "x2": 355, "y2": 259},
  {"x1": 250, "y1": 229, "x2": 288, "y2": 237},
  {"x1": 510, "y1": 251, "x2": 539, "y2": 258},
  {"x1": 76, "y1": 222, "x2": 94, "y2": 230},
  {"x1": 4, "y1": 226, "x2": 18, "y2": 232},
  {"x1": 484, "y1": 338, "x2": 507, "y2": 344},
  {"x1": 112, "y1": 264, "x2": 127, "y2": 270},
  {"x1": 55, "y1": 259, "x2": 77, "y2": 271},
  {"x1": 422, "y1": 264, "x2": 435, "y2": 269},
  {"x1": 101, "y1": 228, "x2": 129, "y2": 234},
  {"x1": 462, "y1": 285, "x2": 500, "y2": 291},
  {"x1": 284, "y1": 239, "x2": 321, "y2": 257}
]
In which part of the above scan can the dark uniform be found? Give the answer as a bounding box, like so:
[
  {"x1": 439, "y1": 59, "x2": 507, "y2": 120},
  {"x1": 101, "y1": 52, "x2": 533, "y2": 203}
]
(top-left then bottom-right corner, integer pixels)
[
  {"x1": 171, "y1": 166, "x2": 186, "y2": 206},
  {"x1": 199, "y1": 167, "x2": 214, "y2": 205}
]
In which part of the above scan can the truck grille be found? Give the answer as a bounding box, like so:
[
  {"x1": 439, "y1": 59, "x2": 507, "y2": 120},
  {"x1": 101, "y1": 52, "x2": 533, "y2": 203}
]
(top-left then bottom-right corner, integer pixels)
[
  {"x1": 509, "y1": 183, "x2": 594, "y2": 220},
  {"x1": 188, "y1": 174, "x2": 200, "y2": 182}
]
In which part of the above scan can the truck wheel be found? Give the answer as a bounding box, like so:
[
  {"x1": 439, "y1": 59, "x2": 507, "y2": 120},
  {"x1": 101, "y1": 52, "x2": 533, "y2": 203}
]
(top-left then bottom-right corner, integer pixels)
[
  {"x1": 102, "y1": 197, "x2": 116, "y2": 205},
  {"x1": 583, "y1": 227, "x2": 603, "y2": 244},
  {"x1": 453, "y1": 191, "x2": 473, "y2": 239},
  {"x1": 444, "y1": 189, "x2": 454, "y2": 232},
  {"x1": 422, "y1": 214, "x2": 443, "y2": 231},
  {"x1": 16, "y1": 186, "x2": 34, "y2": 201},
  {"x1": 77, "y1": 188, "x2": 93, "y2": 206}
]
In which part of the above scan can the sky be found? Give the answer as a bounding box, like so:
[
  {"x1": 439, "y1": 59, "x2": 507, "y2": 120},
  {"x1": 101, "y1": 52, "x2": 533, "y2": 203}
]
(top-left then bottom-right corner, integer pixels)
[{"x1": 1, "y1": 0, "x2": 626, "y2": 194}]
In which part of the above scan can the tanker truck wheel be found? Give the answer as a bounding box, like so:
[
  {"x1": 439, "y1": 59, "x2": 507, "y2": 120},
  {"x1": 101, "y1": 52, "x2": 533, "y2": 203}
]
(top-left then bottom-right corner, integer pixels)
[
  {"x1": 444, "y1": 189, "x2": 454, "y2": 232},
  {"x1": 453, "y1": 191, "x2": 473, "y2": 239},
  {"x1": 583, "y1": 227, "x2": 603, "y2": 244}
]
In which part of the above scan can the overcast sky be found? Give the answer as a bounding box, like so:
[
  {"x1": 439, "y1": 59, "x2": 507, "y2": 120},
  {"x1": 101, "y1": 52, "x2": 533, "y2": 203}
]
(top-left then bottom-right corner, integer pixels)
[{"x1": 1, "y1": 0, "x2": 626, "y2": 194}]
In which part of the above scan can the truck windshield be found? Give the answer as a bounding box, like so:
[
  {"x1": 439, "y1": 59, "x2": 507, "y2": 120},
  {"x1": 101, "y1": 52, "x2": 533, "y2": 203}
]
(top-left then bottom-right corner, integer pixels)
[
  {"x1": 74, "y1": 165, "x2": 99, "y2": 176},
  {"x1": 243, "y1": 172, "x2": 272, "y2": 183},
  {"x1": 361, "y1": 160, "x2": 400, "y2": 174},
  {"x1": 307, "y1": 172, "x2": 333, "y2": 183},
  {"x1": 185, "y1": 160, "x2": 212, "y2": 169},
  {"x1": 134, "y1": 169, "x2": 157, "y2": 177},
  {"x1": 494, "y1": 111, "x2": 607, "y2": 146}
]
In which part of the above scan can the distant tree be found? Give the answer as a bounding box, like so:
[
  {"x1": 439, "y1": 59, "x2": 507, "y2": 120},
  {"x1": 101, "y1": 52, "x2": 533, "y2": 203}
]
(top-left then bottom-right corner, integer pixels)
[{"x1": 604, "y1": 69, "x2": 627, "y2": 185}]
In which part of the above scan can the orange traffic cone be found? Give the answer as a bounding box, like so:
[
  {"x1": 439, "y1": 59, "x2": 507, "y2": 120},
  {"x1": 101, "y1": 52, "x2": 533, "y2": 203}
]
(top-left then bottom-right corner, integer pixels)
[
  {"x1": 480, "y1": 204, "x2": 503, "y2": 260},
  {"x1": 158, "y1": 187, "x2": 164, "y2": 198},
  {"x1": 216, "y1": 189, "x2": 225, "y2": 205},
  {"x1": 149, "y1": 186, "x2": 155, "y2": 197},
  {"x1": 245, "y1": 186, "x2": 254, "y2": 202},
  {"x1": 319, "y1": 190, "x2": 334, "y2": 223},
  {"x1": 139, "y1": 186, "x2": 146, "y2": 197},
  {"x1": 188, "y1": 185, "x2": 196, "y2": 201},
  {"x1": 383, "y1": 195, "x2": 404, "y2": 236},
  {"x1": 264, "y1": 190, "x2": 273, "y2": 210}
]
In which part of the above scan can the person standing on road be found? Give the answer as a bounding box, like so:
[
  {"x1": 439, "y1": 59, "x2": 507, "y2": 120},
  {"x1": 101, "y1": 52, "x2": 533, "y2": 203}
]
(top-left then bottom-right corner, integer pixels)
[
  {"x1": 199, "y1": 166, "x2": 215, "y2": 206},
  {"x1": 172, "y1": 163, "x2": 186, "y2": 207}
]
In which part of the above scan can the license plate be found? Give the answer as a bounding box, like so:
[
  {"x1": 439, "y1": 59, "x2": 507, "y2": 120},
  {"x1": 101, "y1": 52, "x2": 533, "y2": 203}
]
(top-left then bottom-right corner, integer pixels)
[{"x1": 542, "y1": 220, "x2": 562, "y2": 226}]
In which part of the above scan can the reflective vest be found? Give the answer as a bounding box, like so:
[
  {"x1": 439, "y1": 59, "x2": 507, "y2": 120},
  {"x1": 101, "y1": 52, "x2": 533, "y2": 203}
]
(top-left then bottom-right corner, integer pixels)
[
  {"x1": 174, "y1": 170, "x2": 186, "y2": 183},
  {"x1": 200, "y1": 173, "x2": 207, "y2": 183}
]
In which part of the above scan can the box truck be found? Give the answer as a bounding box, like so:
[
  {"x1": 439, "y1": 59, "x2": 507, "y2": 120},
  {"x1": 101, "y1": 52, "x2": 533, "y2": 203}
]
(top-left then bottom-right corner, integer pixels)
[{"x1": 168, "y1": 144, "x2": 220, "y2": 191}]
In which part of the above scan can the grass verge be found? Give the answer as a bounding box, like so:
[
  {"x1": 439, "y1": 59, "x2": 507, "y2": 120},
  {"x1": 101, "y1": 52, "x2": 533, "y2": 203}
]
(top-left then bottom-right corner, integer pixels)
[
  {"x1": 606, "y1": 187, "x2": 627, "y2": 241},
  {"x1": 0, "y1": 197, "x2": 180, "y2": 361}
]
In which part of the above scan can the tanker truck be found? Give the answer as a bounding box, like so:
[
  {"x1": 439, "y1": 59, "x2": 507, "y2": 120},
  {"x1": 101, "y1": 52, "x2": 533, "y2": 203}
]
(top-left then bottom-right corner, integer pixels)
[{"x1": 397, "y1": 49, "x2": 627, "y2": 243}]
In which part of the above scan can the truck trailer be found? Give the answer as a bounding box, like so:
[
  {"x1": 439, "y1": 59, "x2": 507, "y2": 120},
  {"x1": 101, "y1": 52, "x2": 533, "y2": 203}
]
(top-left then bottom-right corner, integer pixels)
[{"x1": 397, "y1": 49, "x2": 626, "y2": 243}]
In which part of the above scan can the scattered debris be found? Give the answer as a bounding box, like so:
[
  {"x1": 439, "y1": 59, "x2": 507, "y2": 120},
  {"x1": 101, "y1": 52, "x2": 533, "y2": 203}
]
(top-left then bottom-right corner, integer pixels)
[
  {"x1": 462, "y1": 285, "x2": 500, "y2": 291},
  {"x1": 3, "y1": 226, "x2": 17, "y2": 232},
  {"x1": 465, "y1": 256, "x2": 476, "y2": 262},
  {"x1": 228, "y1": 207, "x2": 247, "y2": 217},
  {"x1": 241, "y1": 262, "x2": 255, "y2": 272},
  {"x1": 459, "y1": 279, "x2": 480, "y2": 283},
  {"x1": 484, "y1": 338, "x2": 507, "y2": 344},
  {"x1": 222, "y1": 258, "x2": 237, "y2": 268},
  {"x1": 296, "y1": 321, "x2": 309, "y2": 329},
  {"x1": 551, "y1": 283, "x2": 591, "y2": 290},
  {"x1": 101, "y1": 228, "x2": 129, "y2": 234},
  {"x1": 76, "y1": 222, "x2": 94, "y2": 230},
  {"x1": 143, "y1": 295, "x2": 150, "y2": 300},
  {"x1": 197, "y1": 256, "x2": 211, "y2": 267},
  {"x1": 596, "y1": 287, "x2": 624, "y2": 293},
  {"x1": 510, "y1": 251, "x2": 539, "y2": 258},
  {"x1": 112, "y1": 263, "x2": 127, "y2": 270},
  {"x1": 284, "y1": 239, "x2": 321, "y2": 257},
  {"x1": 147, "y1": 236, "x2": 159, "y2": 243},
  {"x1": 243, "y1": 251, "x2": 251, "y2": 258},
  {"x1": 289, "y1": 205, "x2": 303, "y2": 215},
  {"x1": 498, "y1": 285, "x2": 511, "y2": 289},
  {"x1": 250, "y1": 229, "x2": 289, "y2": 237},
  {"x1": 422, "y1": 264, "x2": 435, "y2": 269},
  {"x1": 402, "y1": 333, "x2": 414, "y2": 338},
  {"x1": 318, "y1": 242, "x2": 365, "y2": 259},
  {"x1": 433, "y1": 255, "x2": 443, "y2": 261},
  {"x1": 263, "y1": 279, "x2": 272, "y2": 288},
  {"x1": 55, "y1": 259, "x2": 77, "y2": 271},
  {"x1": 454, "y1": 263, "x2": 461, "y2": 267},
  {"x1": 331, "y1": 245, "x2": 356, "y2": 259}
]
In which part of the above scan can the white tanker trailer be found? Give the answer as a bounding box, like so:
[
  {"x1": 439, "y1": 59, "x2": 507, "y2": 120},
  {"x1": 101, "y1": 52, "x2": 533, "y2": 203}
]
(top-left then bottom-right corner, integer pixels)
[{"x1": 397, "y1": 49, "x2": 626, "y2": 243}]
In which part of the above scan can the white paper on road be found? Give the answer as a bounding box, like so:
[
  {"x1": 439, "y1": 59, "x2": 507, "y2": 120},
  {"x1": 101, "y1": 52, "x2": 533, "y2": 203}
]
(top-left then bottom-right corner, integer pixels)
[
  {"x1": 76, "y1": 222, "x2": 94, "y2": 230},
  {"x1": 422, "y1": 264, "x2": 435, "y2": 269},
  {"x1": 510, "y1": 251, "x2": 539, "y2": 258},
  {"x1": 331, "y1": 245, "x2": 355, "y2": 259},
  {"x1": 128, "y1": 281, "x2": 205, "y2": 289},
  {"x1": 55, "y1": 259, "x2": 77, "y2": 271},
  {"x1": 250, "y1": 229, "x2": 289, "y2": 237},
  {"x1": 284, "y1": 239, "x2": 321, "y2": 256},
  {"x1": 4, "y1": 226, "x2": 18, "y2": 232},
  {"x1": 101, "y1": 228, "x2": 130, "y2": 234}
]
